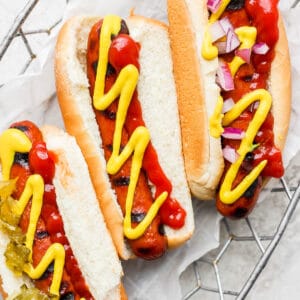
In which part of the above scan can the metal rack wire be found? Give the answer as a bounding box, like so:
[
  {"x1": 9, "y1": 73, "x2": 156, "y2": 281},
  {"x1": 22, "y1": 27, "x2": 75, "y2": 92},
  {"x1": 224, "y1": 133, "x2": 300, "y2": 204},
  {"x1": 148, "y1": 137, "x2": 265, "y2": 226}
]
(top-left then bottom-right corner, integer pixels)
[
  {"x1": 182, "y1": 175, "x2": 300, "y2": 299},
  {"x1": 0, "y1": 1, "x2": 299, "y2": 299},
  {"x1": 0, "y1": 0, "x2": 68, "y2": 84}
]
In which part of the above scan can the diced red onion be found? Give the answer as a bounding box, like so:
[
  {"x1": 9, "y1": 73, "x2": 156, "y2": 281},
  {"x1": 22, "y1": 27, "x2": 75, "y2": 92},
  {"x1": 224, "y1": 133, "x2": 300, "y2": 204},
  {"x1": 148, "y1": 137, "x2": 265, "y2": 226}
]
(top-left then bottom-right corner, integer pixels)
[
  {"x1": 207, "y1": 0, "x2": 222, "y2": 13},
  {"x1": 222, "y1": 145, "x2": 239, "y2": 163},
  {"x1": 213, "y1": 17, "x2": 240, "y2": 54},
  {"x1": 222, "y1": 98, "x2": 235, "y2": 113},
  {"x1": 219, "y1": 17, "x2": 234, "y2": 34},
  {"x1": 235, "y1": 48, "x2": 251, "y2": 64},
  {"x1": 222, "y1": 127, "x2": 245, "y2": 140},
  {"x1": 257, "y1": 131, "x2": 263, "y2": 137},
  {"x1": 226, "y1": 28, "x2": 240, "y2": 53},
  {"x1": 249, "y1": 101, "x2": 259, "y2": 112},
  {"x1": 215, "y1": 41, "x2": 227, "y2": 54},
  {"x1": 253, "y1": 101, "x2": 259, "y2": 109},
  {"x1": 210, "y1": 21, "x2": 226, "y2": 42},
  {"x1": 216, "y1": 60, "x2": 234, "y2": 91},
  {"x1": 252, "y1": 42, "x2": 269, "y2": 55}
]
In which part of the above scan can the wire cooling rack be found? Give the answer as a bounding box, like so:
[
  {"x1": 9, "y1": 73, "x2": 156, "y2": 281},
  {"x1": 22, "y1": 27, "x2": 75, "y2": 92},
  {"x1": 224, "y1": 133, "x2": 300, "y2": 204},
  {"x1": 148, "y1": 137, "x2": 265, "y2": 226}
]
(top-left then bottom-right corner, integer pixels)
[
  {"x1": 181, "y1": 170, "x2": 300, "y2": 299},
  {"x1": 0, "y1": 0, "x2": 68, "y2": 84},
  {"x1": 0, "y1": 1, "x2": 300, "y2": 299}
]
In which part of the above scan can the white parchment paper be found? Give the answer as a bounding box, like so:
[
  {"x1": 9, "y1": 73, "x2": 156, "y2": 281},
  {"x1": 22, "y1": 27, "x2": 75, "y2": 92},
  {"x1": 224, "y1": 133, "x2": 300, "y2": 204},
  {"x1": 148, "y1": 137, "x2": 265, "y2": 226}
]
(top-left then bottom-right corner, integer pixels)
[{"x1": 0, "y1": 1, "x2": 299, "y2": 299}]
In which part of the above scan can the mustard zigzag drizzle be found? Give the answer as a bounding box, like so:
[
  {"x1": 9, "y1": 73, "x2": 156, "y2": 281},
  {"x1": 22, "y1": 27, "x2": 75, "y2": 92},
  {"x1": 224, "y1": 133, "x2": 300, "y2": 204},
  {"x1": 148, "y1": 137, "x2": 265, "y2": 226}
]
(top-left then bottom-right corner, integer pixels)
[
  {"x1": 93, "y1": 15, "x2": 168, "y2": 240},
  {"x1": 219, "y1": 89, "x2": 271, "y2": 204}
]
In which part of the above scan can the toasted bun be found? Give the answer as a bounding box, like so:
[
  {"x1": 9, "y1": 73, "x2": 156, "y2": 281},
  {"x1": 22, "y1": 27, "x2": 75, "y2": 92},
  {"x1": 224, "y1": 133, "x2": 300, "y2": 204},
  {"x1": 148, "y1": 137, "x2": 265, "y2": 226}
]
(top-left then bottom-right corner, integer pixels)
[
  {"x1": 0, "y1": 126, "x2": 124, "y2": 299},
  {"x1": 168, "y1": 0, "x2": 224, "y2": 200},
  {"x1": 55, "y1": 15, "x2": 194, "y2": 259},
  {"x1": 42, "y1": 126, "x2": 123, "y2": 299},
  {"x1": 270, "y1": 14, "x2": 291, "y2": 151},
  {"x1": 167, "y1": 0, "x2": 291, "y2": 199}
]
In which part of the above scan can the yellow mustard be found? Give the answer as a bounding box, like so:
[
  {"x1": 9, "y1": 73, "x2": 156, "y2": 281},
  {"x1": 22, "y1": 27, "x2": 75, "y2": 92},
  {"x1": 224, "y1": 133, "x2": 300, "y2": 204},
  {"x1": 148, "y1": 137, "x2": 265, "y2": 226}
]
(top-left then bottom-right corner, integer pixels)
[
  {"x1": 93, "y1": 15, "x2": 168, "y2": 239},
  {"x1": 0, "y1": 129, "x2": 65, "y2": 297},
  {"x1": 209, "y1": 0, "x2": 231, "y2": 24},
  {"x1": 209, "y1": 96, "x2": 224, "y2": 138},
  {"x1": 219, "y1": 89, "x2": 271, "y2": 204},
  {"x1": 93, "y1": 15, "x2": 121, "y2": 103},
  {"x1": 229, "y1": 26, "x2": 257, "y2": 76},
  {"x1": 0, "y1": 129, "x2": 32, "y2": 181},
  {"x1": 23, "y1": 243, "x2": 65, "y2": 296},
  {"x1": 202, "y1": 28, "x2": 219, "y2": 61},
  {"x1": 12, "y1": 174, "x2": 44, "y2": 259}
]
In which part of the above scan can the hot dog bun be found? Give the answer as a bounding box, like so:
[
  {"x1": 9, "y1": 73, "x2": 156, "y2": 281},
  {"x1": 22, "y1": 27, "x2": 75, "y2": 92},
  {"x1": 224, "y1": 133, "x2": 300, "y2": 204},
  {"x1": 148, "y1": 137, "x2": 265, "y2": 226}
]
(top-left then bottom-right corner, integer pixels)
[
  {"x1": 168, "y1": 0, "x2": 224, "y2": 200},
  {"x1": 167, "y1": 0, "x2": 291, "y2": 201},
  {"x1": 0, "y1": 125, "x2": 124, "y2": 299},
  {"x1": 270, "y1": 15, "x2": 291, "y2": 150},
  {"x1": 55, "y1": 15, "x2": 194, "y2": 259}
]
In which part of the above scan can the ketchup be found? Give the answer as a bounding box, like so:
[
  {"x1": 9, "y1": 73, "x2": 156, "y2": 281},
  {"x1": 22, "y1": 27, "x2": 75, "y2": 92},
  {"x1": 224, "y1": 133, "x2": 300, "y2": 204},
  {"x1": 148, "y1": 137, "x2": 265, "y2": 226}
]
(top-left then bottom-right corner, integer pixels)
[
  {"x1": 126, "y1": 91, "x2": 187, "y2": 229},
  {"x1": 245, "y1": 0, "x2": 279, "y2": 73},
  {"x1": 245, "y1": 0, "x2": 279, "y2": 48},
  {"x1": 108, "y1": 34, "x2": 140, "y2": 72}
]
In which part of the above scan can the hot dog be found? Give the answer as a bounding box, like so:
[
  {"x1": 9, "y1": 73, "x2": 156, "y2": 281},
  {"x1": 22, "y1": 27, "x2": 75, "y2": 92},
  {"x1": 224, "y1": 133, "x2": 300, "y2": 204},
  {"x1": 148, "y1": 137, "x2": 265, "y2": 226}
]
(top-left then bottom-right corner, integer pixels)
[
  {"x1": 55, "y1": 14, "x2": 194, "y2": 259},
  {"x1": 0, "y1": 121, "x2": 124, "y2": 299},
  {"x1": 167, "y1": 0, "x2": 291, "y2": 218}
]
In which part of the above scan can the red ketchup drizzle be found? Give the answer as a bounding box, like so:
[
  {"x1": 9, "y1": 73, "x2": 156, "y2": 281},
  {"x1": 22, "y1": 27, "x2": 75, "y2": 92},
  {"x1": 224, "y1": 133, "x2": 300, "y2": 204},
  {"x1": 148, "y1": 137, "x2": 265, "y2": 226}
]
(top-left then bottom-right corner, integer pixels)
[
  {"x1": 92, "y1": 24, "x2": 186, "y2": 229},
  {"x1": 126, "y1": 89, "x2": 186, "y2": 229},
  {"x1": 10, "y1": 121, "x2": 93, "y2": 300},
  {"x1": 246, "y1": 0, "x2": 279, "y2": 74},
  {"x1": 222, "y1": 0, "x2": 283, "y2": 178}
]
